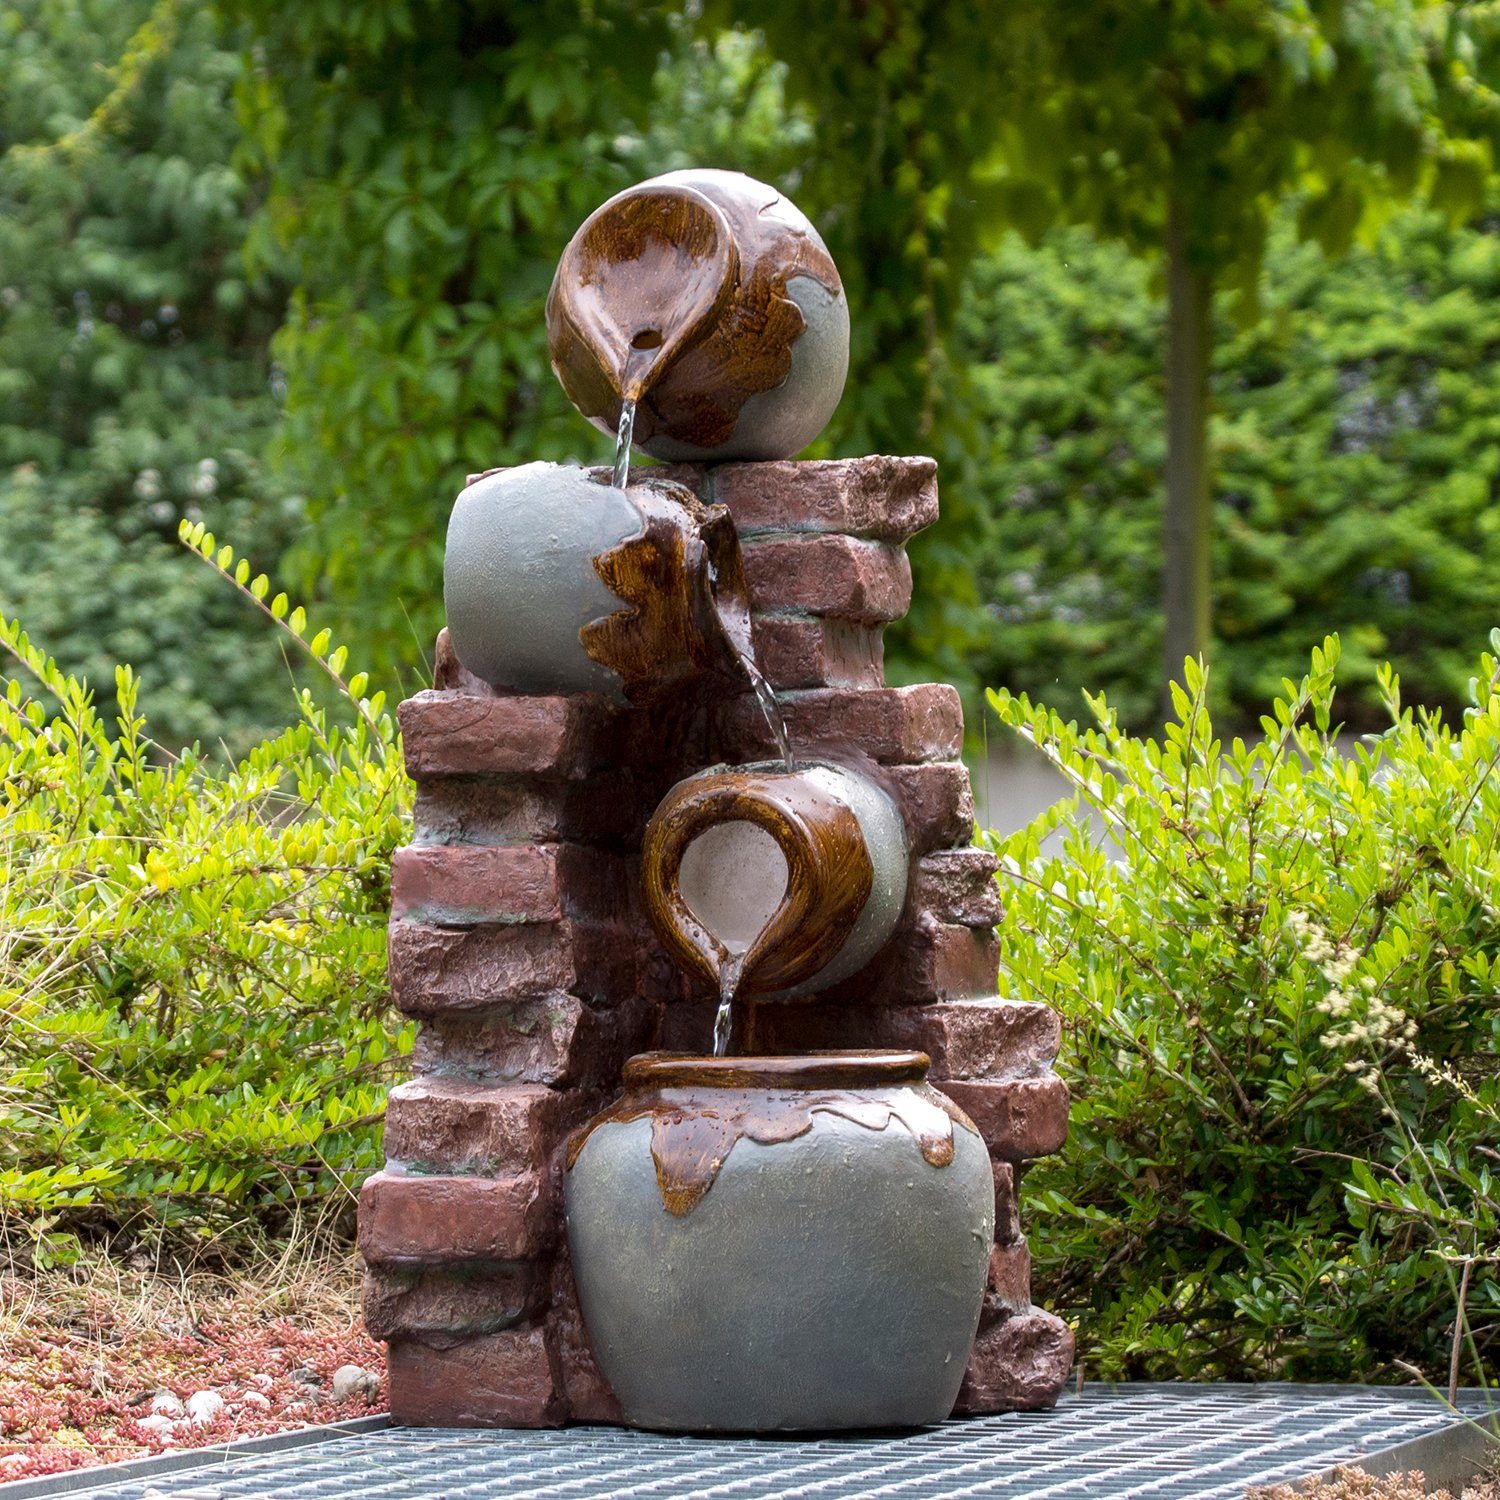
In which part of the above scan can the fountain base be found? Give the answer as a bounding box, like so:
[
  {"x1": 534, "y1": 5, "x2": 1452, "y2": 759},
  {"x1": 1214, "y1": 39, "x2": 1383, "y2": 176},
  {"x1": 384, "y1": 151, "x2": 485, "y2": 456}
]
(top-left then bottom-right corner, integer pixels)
[{"x1": 360, "y1": 456, "x2": 1073, "y2": 1427}]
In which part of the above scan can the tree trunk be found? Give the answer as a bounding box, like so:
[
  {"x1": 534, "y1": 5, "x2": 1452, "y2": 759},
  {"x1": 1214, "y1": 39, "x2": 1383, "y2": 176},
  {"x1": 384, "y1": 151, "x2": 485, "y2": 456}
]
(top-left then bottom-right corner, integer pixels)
[{"x1": 1163, "y1": 197, "x2": 1213, "y2": 689}]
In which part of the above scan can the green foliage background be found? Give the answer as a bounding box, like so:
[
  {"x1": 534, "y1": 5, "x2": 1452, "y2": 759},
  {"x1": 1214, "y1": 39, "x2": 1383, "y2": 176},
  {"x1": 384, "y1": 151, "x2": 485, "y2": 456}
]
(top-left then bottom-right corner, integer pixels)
[{"x1": 0, "y1": 0, "x2": 298, "y2": 754}]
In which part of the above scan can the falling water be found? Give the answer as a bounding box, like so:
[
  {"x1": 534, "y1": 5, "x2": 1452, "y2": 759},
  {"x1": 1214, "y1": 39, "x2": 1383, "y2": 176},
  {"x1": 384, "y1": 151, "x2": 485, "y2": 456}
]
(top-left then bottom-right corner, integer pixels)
[
  {"x1": 712, "y1": 955, "x2": 745, "y2": 1057},
  {"x1": 739, "y1": 649, "x2": 793, "y2": 771},
  {"x1": 612, "y1": 397, "x2": 636, "y2": 490}
]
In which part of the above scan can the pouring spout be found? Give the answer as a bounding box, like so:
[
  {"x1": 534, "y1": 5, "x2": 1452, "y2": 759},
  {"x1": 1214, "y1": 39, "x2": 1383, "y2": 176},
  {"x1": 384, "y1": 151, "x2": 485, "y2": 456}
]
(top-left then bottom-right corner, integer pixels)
[{"x1": 547, "y1": 182, "x2": 739, "y2": 406}]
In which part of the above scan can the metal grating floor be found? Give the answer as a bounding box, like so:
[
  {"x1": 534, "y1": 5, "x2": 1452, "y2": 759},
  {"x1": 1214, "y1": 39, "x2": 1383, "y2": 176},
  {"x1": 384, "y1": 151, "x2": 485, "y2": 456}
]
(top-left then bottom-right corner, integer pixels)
[{"x1": 15, "y1": 1385, "x2": 1496, "y2": 1500}]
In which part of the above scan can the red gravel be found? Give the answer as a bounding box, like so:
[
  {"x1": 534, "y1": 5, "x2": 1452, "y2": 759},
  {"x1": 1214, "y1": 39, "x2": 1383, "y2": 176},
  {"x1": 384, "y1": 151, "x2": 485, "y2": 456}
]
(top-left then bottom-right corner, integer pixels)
[{"x1": 0, "y1": 1276, "x2": 386, "y2": 1483}]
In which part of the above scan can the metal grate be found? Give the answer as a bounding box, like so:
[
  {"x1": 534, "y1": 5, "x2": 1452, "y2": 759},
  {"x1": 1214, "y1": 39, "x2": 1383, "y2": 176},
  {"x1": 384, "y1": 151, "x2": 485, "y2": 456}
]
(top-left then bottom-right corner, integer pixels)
[{"x1": 13, "y1": 1385, "x2": 1495, "y2": 1500}]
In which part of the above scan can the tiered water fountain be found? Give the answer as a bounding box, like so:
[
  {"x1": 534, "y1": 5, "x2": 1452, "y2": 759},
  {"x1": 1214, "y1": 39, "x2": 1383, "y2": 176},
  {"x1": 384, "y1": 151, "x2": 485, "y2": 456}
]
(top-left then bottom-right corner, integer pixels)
[{"x1": 358, "y1": 169, "x2": 1074, "y2": 1430}]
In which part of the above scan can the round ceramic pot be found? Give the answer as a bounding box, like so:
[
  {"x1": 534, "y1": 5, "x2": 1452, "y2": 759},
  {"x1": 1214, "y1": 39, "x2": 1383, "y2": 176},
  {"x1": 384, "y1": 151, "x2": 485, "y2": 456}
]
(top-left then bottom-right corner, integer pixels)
[
  {"x1": 641, "y1": 759, "x2": 908, "y2": 1001},
  {"x1": 444, "y1": 461, "x2": 753, "y2": 705},
  {"x1": 546, "y1": 169, "x2": 850, "y2": 463},
  {"x1": 565, "y1": 1051, "x2": 992, "y2": 1432}
]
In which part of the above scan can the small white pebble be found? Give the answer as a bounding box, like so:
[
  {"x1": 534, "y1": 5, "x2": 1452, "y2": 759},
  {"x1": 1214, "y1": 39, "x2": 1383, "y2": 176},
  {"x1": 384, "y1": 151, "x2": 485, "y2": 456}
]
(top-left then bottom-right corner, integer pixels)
[
  {"x1": 136, "y1": 1414, "x2": 176, "y2": 1438},
  {"x1": 185, "y1": 1390, "x2": 226, "y2": 1425},
  {"x1": 330, "y1": 1364, "x2": 378, "y2": 1403},
  {"x1": 240, "y1": 1391, "x2": 271, "y2": 1410},
  {"x1": 248, "y1": 1372, "x2": 273, "y2": 1390},
  {"x1": 149, "y1": 1391, "x2": 184, "y2": 1419}
]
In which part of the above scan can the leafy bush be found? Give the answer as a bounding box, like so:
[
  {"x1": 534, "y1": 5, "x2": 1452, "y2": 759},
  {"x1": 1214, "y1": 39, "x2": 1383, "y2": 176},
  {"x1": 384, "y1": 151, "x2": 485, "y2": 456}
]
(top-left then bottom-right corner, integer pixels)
[
  {"x1": 0, "y1": 531, "x2": 410, "y2": 1257},
  {"x1": 990, "y1": 635, "x2": 1500, "y2": 1382}
]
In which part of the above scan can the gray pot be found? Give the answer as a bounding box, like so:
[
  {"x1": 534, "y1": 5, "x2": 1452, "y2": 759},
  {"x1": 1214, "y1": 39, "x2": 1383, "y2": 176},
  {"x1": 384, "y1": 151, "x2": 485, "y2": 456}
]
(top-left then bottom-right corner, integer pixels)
[
  {"x1": 565, "y1": 1051, "x2": 993, "y2": 1432},
  {"x1": 444, "y1": 462, "x2": 752, "y2": 705}
]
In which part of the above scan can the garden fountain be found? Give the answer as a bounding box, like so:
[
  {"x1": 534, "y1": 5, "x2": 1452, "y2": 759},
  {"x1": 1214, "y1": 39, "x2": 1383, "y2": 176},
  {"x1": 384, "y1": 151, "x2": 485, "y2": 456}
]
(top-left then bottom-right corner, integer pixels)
[{"x1": 358, "y1": 169, "x2": 1074, "y2": 1429}]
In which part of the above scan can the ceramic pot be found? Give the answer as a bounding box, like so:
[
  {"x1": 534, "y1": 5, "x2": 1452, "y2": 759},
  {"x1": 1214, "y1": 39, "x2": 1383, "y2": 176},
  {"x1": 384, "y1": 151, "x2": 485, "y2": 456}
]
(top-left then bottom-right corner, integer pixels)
[
  {"x1": 444, "y1": 461, "x2": 753, "y2": 705},
  {"x1": 546, "y1": 169, "x2": 850, "y2": 463},
  {"x1": 565, "y1": 1051, "x2": 992, "y2": 1432},
  {"x1": 641, "y1": 760, "x2": 908, "y2": 1001}
]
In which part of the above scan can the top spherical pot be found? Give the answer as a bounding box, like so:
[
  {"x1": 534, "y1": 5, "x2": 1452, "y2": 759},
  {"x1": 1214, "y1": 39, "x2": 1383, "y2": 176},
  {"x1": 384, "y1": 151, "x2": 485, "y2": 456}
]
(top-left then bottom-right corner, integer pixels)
[{"x1": 546, "y1": 169, "x2": 850, "y2": 463}]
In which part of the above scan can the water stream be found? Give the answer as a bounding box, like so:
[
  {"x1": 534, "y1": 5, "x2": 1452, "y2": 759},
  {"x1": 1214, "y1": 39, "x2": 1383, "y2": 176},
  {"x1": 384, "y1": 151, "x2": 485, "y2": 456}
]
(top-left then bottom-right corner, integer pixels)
[
  {"x1": 711, "y1": 956, "x2": 744, "y2": 1058},
  {"x1": 611, "y1": 396, "x2": 636, "y2": 490}
]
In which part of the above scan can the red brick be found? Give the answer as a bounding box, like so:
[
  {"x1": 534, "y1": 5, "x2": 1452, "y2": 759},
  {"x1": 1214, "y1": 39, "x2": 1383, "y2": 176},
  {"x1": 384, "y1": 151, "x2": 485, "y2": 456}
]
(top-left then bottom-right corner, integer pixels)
[
  {"x1": 741, "y1": 536, "x2": 911, "y2": 623},
  {"x1": 954, "y1": 1309, "x2": 1074, "y2": 1414},
  {"x1": 363, "y1": 1265, "x2": 544, "y2": 1347},
  {"x1": 390, "y1": 844, "x2": 630, "y2": 926},
  {"x1": 819, "y1": 919, "x2": 1000, "y2": 1008},
  {"x1": 883, "y1": 1000, "x2": 1061, "y2": 1081},
  {"x1": 547, "y1": 1255, "x2": 623, "y2": 1424},
  {"x1": 383, "y1": 1079, "x2": 594, "y2": 1175},
  {"x1": 888, "y1": 762, "x2": 978, "y2": 852},
  {"x1": 411, "y1": 993, "x2": 658, "y2": 1088},
  {"x1": 909, "y1": 848, "x2": 1000, "y2": 928},
  {"x1": 412, "y1": 772, "x2": 640, "y2": 848},
  {"x1": 750, "y1": 616, "x2": 884, "y2": 690},
  {"x1": 387, "y1": 1326, "x2": 564, "y2": 1427},
  {"x1": 993, "y1": 1159, "x2": 1022, "y2": 1245},
  {"x1": 358, "y1": 1169, "x2": 554, "y2": 1264},
  {"x1": 720, "y1": 684, "x2": 962, "y2": 766},
  {"x1": 937, "y1": 1075, "x2": 1070, "y2": 1161},
  {"x1": 399, "y1": 691, "x2": 617, "y2": 779},
  {"x1": 388, "y1": 920, "x2": 635, "y2": 1014},
  {"x1": 980, "y1": 1241, "x2": 1033, "y2": 1328},
  {"x1": 712, "y1": 456, "x2": 939, "y2": 541},
  {"x1": 431, "y1": 628, "x2": 498, "y2": 696}
]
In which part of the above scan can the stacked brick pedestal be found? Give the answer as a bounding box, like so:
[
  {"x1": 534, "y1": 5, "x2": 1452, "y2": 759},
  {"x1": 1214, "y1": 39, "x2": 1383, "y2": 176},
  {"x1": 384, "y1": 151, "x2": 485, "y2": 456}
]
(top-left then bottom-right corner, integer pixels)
[{"x1": 359, "y1": 456, "x2": 1074, "y2": 1426}]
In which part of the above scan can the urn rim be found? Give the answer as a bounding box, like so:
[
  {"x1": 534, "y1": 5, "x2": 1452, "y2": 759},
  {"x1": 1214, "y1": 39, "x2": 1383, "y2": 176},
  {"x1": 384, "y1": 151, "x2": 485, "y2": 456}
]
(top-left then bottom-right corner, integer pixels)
[{"x1": 621, "y1": 1048, "x2": 931, "y2": 1091}]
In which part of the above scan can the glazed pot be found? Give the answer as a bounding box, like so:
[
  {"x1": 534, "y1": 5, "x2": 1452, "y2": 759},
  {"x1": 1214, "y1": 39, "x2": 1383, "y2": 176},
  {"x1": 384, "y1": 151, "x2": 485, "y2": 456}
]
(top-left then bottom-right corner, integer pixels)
[
  {"x1": 444, "y1": 461, "x2": 753, "y2": 705},
  {"x1": 642, "y1": 759, "x2": 908, "y2": 1001},
  {"x1": 546, "y1": 169, "x2": 850, "y2": 463},
  {"x1": 565, "y1": 1051, "x2": 992, "y2": 1432}
]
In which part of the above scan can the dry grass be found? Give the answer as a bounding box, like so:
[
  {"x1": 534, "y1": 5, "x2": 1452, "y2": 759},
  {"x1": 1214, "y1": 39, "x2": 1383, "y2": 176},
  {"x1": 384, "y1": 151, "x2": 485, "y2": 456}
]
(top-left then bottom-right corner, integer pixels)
[{"x1": 0, "y1": 1227, "x2": 384, "y2": 1483}]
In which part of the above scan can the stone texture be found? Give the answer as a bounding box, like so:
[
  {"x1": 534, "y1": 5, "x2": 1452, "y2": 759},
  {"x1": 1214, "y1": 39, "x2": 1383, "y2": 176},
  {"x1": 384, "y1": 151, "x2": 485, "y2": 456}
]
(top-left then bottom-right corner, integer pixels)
[
  {"x1": 387, "y1": 1327, "x2": 564, "y2": 1427},
  {"x1": 710, "y1": 456, "x2": 939, "y2": 541},
  {"x1": 359, "y1": 1169, "x2": 554, "y2": 1264},
  {"x1": 389, "y1": 921, "x2": 636, "y2": 1015},
  {"x1": 721, "y1": 684, "x2": 962, "y2": 765},
  {"x1": 881, "y1": 999, "x2": 1061, "y2": 1081},
  {"x1": 400, "y1": 691, "x2": 617, "y2": 779},
  {"x1": 432, "y1": 627, "x2": 498, "y2": 697},
  {"x1": 954, "y1": 1309, "x2": 1075, "y2": 1414},
  {"x1": 993, "y1": 1159, "x2": 1023, "y2": 1246},
  {"x1": 411, "y1": 994, "x2": 656, "y2": 1088},
  {"x1": 412, "y1": 772, "x2": 641, "y2": 849},
  {"x1": 391, "y1": 843, "x2": 630, "y2": 926},
  {"x1": 979, "y1": 1241, "x2": 1032, "y2": 1327},
  {"x1": 820, "y1": 919, "x2": 1000, "y2": 1008},
  {"x1": 741, "y1": 536, "x2": 912, "y2": 623},
  {"x1": 937, "y1": 1075, "x2": 1071, "y2": 1161},
  {"x1": 887, "y1": 762, "x2": 978, "y2": 852},
  {"x1": 750, "y1": 617, "x2": 883, "y2": 691},
  {"x1": 383, "y1": 1079, "x2": 593, "y2": 1175},
  {"x1": 363, "y1": 1264, "x2": 544, "y2": 1347},
  {"x1": 546, "y1": 1256, "x2": 624, "y2": 1425},
  {"x1": 909, "y1": 848, "x2": 1001, "y2": 928}
]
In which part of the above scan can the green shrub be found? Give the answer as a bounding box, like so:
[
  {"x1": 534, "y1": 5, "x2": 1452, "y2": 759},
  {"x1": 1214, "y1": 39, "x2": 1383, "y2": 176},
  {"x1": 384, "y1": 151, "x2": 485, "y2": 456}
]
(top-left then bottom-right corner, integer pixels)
[
  {"x1": 990, "y1": 635, "x2": 1500, "y2": 1382},
  {"x1": 0, "y1": 530, "x2": 410, "y2": 1257}
]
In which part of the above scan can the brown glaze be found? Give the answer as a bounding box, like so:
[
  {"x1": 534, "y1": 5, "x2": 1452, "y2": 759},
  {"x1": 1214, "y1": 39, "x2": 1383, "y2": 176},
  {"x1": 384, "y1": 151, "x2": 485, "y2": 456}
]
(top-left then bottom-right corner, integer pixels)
[
  {"x1": 565, "y1": 1051, "x2": 975, "y2": 1216},
  {"x1": 641, "y1": 766, "x2": 874, "y2": 999},
  {"x1": 581, "y1": 478, "x2": 755, "y2": 707},
  {"x1": 547, "y1": 175, "x2": 842, "y2": 452}
]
